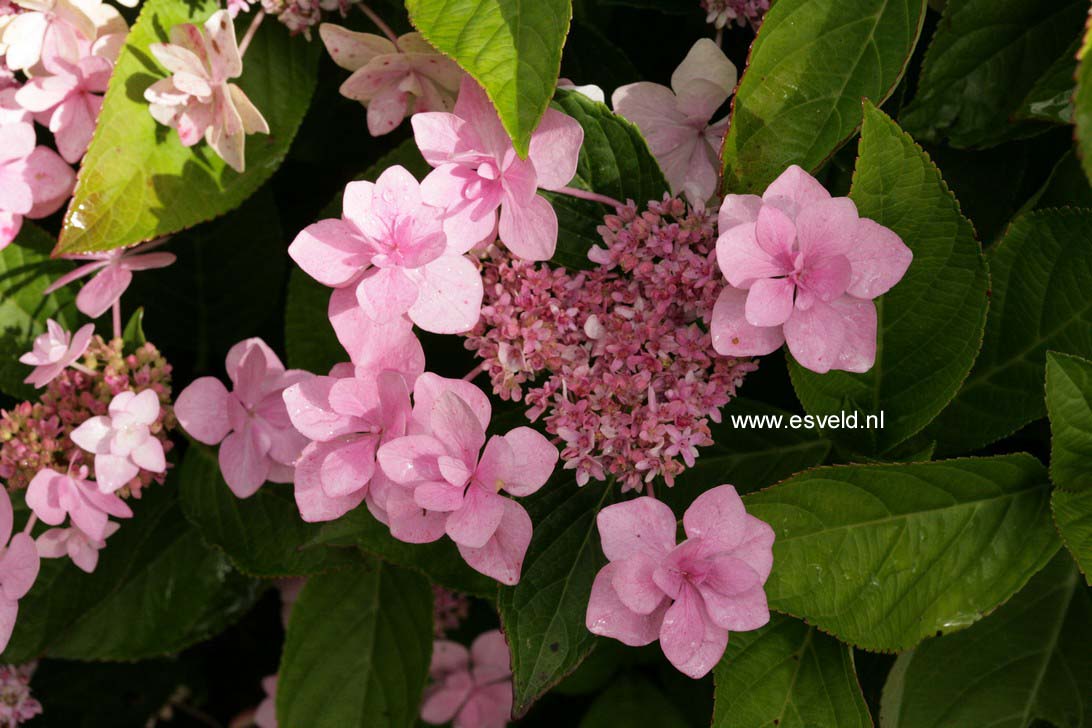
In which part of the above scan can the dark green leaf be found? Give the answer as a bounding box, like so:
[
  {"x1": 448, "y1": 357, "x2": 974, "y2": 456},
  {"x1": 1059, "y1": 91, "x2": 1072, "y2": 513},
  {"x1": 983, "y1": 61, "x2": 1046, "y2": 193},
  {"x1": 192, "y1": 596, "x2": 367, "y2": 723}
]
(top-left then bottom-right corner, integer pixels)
[
  {"x1": 57, "y1": 0, "x2": 320, "y2": 253},
  {"x1": 581, "y1": 673, "x2": 689, "y2": 728},
  {"x1": 788, "y1": 103, "x2": 989, "y2": 455},
  {"x1": 712, "y1": 614, "x2": 871, "y2": 728},
  {"x1": 498, "y1": 475, "x2": 615, "y2": 716},
  {"x1": 929, "y1": 209, "x2": 1092, "y2": 454},
  {"x1": 745, "y1": 454, "x2": 1059, "y2": 651},
  {"x1": 405, "y1": 0, "x2": 572, "y2": 157},
  {"x1": 879, "y1": 553, "x2": 1090, "y2": 727},
  {"x1": 1016, "y1": 35, "x2": 1083, "y2": 124},
  {"x1": 277, "y1": 561, "x2": 433, "y2": 728},
  {"x1": 900, "y1": 0, "x2": 1087, "y2": 148},
  {"x1": 1077, "y1": 19, "x2": 1092, "y2": 184},
  {"x1": 1046, "y1": 352, "x2": 1092, "y2": 491},
  {"x1": 284, "y1": 269, "x2": 342, "y2": 374},
  {"x1": 1021, "y1": 148, "x2": 1092, "y2": 213},
  {"x1": 1053, "y1": 489, "x2": 1092, "y2": 584},
  {"x1": 721, "y1": 0, "x2": 927, "y2": 193}
]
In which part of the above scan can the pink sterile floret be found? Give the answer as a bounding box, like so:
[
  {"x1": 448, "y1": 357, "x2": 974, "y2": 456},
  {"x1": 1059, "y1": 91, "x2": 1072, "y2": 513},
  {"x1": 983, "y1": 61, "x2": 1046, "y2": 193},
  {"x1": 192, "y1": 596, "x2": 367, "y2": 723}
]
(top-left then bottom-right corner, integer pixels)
[
  {"x1": 0, "y1": 486, "x2": 40, "y2": 654},
  {"x1": 712, "y1": 165, "x2": 913, "y2": 374},
  {"x1": 412, "y1": 77, "x2": 583, "y2": 261},
  {"x1": 70, "y1": 389, "x2": 167, "y2": 493},
  {"x1": 0, "y1": 118, "x2": 75, "y2": 250},
  {"x1": 585, "y1": 484, "x2": 774, "y2": 679},
  {"x1": 290, "y1": 164, "x2": 483, "y2": 334},
  {"x1": 174, "y1": 338, "x2": 308, "y2": 498},
  {"x1": 421, "y1": 630, "x2": 512, "y2": 728},
  {"x1": 44, "y1": 239, "x2": 176, "y2": 319},
  {"x1": 19, "y1": 319, "x2": 93, "y2": 388},
  {"x1": 36, "y1": 520, "x2": 119, "y2": 573},
  {"x1": 25, "y1": 464, "x2": 132, "y2": 540},
  {"x1": 377, "y1": 376, "x2": 558, "y2": 585}
]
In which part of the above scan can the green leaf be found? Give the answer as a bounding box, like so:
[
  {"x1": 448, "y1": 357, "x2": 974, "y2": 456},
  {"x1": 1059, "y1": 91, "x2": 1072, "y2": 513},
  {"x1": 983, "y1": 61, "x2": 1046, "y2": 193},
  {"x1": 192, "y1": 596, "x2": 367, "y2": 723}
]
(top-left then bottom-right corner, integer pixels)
[
  {"x1": 545, "y1": 89, "x2": 668, "y2": 270},
  {"x1": 314, "y1": 505, "x2": 496, "y2": 598},
  {"x1": 56, "y1": 0, "x2": 320, "y2": 253},
  {"x1": 1046, "y1": 352, "x2": 1092, "y2": 491},
  {"x1": 580, "y1": 674, "x2": 689, "y2": 728},
  {"x1": 1021, "y1": 148, "x2": 1092, "y2": 213},
  {"x1": 900, "y1": 0, "x2": 1087, "y2": 148},
  {"x1": 788, "y1": 103, "x2": 989, "y2": 455},
  {"x1": 721, "y1": 0, "x2": 927, "y2": 193},
  {"x1": 879, "y1": 553, "x2": 1090, "y2": 728},
  {"x1": 1015, "y1": 35, "x2": 1083, "y2": 124},
  {"x1": 1053, "y1": 489, "x2": 1092, "y2": 584},
  {"x1": 1078, "y1": 17, "x2": 1092, "y2": 185},
  {"x1": 2, "y1": 485, "x2": 262, "y2": 662},
  {"x1": 744, "y1": 454, "x2": 1059, "y2": 651},
  {"x1": 122, "y1": 307, "x2": 147, "y2": 348},
  {"x1": 406, "y1": 0, "x2": 572, "y2": 157},
  {"x1": 712, "y1": 614, "x2": 871, "y2": 728},
  {"x1": 277, "y1": 561, "x2": 433, "y2": 728},
  {"x1": 929, "y1": 209, "x2": 1092, "y2": 454},
  {"x1": 0, "y1": 223, "x2": 79, "y2": 400},
  {"x1": 498, "y1": 475, "x2": 615, "y2": 716},
  {"x1": 179, "y1": 444, "x2": 360, "y2": 577}
]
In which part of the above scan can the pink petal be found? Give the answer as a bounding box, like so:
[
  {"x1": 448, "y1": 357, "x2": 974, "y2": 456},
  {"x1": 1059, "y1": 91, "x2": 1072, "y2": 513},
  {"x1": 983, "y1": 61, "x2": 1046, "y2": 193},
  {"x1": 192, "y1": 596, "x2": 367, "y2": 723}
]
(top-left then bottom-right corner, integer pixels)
[
  {"x1": 293, "y1": 442, "x2": 367, "y2": 522},
  {"x1": 70, "y1": 416, "x2": 112, "y2": 454},
  {"x1": 762, "y1": 165, "x2": 831, "y2": 220},
  {"x1": 718, "y1": 194, "x2": 763, "y2": 232},
  {"x1": 289, "y1": 218, "x2": 369, "y2": 288},
  {"x1": 456, "y1": 498, "x2": 532, "y2": 585},
  {"x1": 130, "y1": 437, "x2": 166, "y2": 473},
  {"x1": 612, "y1": 552, "x2": 668, "y2": 615},
  {"x1": 282, "y1": 376, "x2": 353, "y2": 442},
  {"x1": 376, "y1": 434, "x2": 445, "y2": 485},
  {"x1": 414, "y1": 480, "x2": 465, "y2": 512},
  {"x1": 0, "y1": 598, "x2": 17, "y2": 654},
  {"x1": 457, "y1": 683, "x2": 512, "y2": 728},
  {"x1": 710, "y1": 286, "x2": 785, "y2": 357},
  {"x1": 407, "y1": 254, "x2": 484, "y2": 334},
  {"x1": 445, "y1": 485, "x2": 506, "y2": 548},
  {"x1": 670, "y1": 38, "x2": 736, "y2": 121},
  {"x1": 219, "y1": 427, "x2": 271, "y2": 498},
  {"x1": 800, "y1": 253, "x2": 852, "y2": 306},
  {"x1": 658, "y1": 586, "x2": 729, "y2": 679},
  {"x1": 429, "y1": 392, "x2": 486, "y2": 467},
  {"x1": 51, "y1": 93, "x2": 100, "y2": 164},
  {"x1": 452, "y1": 77, "x2": 509, "y2": 160},
  {"x1": 495, "y1": 427, "x2": 557, "y2": 496},
  {"x1": 35, "y1": 529, "x2": 69, "y2": 559},
  {"x1": 716, "y1": 223, "x2": 785, "y2": 289},
  {"x1": 93, "y1": 453, "x2": 139, "y2": 493},
  {"x1": 784, "y1": 296, "x2": 876, "y2": 374},
  {"x1": 0, "y1": 533, "x2": 40, "y2": 600},
  {"x1": 596, "y1": 497, "x2": 677, "y2": 561},
  {"x1": 735, "y1": 515, "x2": 776, "y2": 582},
  {"x1": 319, "y1": 24, "x2": 394, "y2": 72},
  {"x1": 421, "y1": 678, "x2": 473, "y2": 725},
  {"x1": 410, "y1": 111, "x2": 469, "y2": 168},
  {"x1": 327, "y1": 287, "x2": 425, "y2": 382},
  {"x1": 384, "y1": 482, "x2": 447, "y2": 543},
  {"x1": 794, "y1": 197, "x2": 858, "y2": 262},
  {"x1": 175, "y1": 377, "x2": 232, "y2": 444},
  {"x1": 0, "y1": 486, "x2": 11, "y2": 546},
  {"x1": 745, "y1": 277, "x2": 795, "y2": 328},
  {"x1": 846, "y1": 218, "x2": 913, "y2": 299},
  {"x1": 24, "y1": 146, "x2": 75, "y2": 218},
  {"x1": 527, "y1": 108, "x2": 583, "y2": 191},
  {"x1": 470, "y1": 629, "x2": 511, "y2": 673},
  {"x1": 410, "y1": 373, "x2": 491, "y2": 435},
  {"x1": 497, "y1": 193, "x2": 557, "y2": 262},
  {"x1": 356, "y1": 267, "x2": 418, "y2": 323},
  {"x1": 319, "y1": 435, "x2": 377, "y2": 497},
  {"x1": 700, "y1": 566, "x2": 770, "y2": 632},
  {"x1": 366, "y1": 83, "x2": 409, "y2": 136},
  {"x1": 25, "y1": 469, "x2": 66, "y2": 527},
  {"x1": 76, "y1": 265, "x2": 132, "y2": 319},
  {"x1": 683, "y1": 484, "x2": 747, "y2": 549},
  {"x1": 585, "y1": 562, "x2": 665, "y2": 646}
]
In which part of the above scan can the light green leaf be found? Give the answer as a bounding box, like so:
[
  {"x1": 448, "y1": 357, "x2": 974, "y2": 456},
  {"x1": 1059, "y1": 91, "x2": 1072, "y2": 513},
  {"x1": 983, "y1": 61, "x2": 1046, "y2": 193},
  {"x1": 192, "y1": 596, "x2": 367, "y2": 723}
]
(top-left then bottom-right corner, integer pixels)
[
  {"x1": 545, "y1": 88, "x2": 668, "y2": 270},
  {"x1": 277, "y1": 561, "x2": 433, "y2": 728},
  {"x1": 1046, "y1": 352, "x2": 1092, "y2": 491},
  {"x1": 900, "y1": 0, "x2": 1087, "y2": 148},
  {"x1": 1016, "y1": 35, "x2": 1082, "y2": 124},
  {"x1": 581, "y1": 674, "x2": 689, "y2": 728},
  {"x1": 2, "y1": 485, "x2": 262, "y2": 662},
  {"x1": 406, "y1": 0, "x2": 572, "y2": 157},
  {"x1": 57, "y1": 0, "x2": 320, "y2": 253},
  {"x1": 712, "y1": 614, "x2": 871, "y2": 728},
  {"x1": 788, "y1": 103, "x2": 989, "y2": 455},
  {"x1": 1053, "y1": 489, "x2": 1092, "y2": 584},
  {"x1": 929, "y1": 209, "x2": 1092, "y2": 454},
  {"x1": 498, "y1": 475, "x2": 615, "y2": 716},
  {"x1": 721, "y1": 0, "x2": 927, "y2": 193},
  {"x1": 879, "y1": 553, "x2": 1090, "y2": 728},
  {"x1": 744, "y1": 454, "x2": 1059, "y2": 651},
  {"x1": 1078, "y1": 16, "x2": 1092, "y2": 185},
  {"x1": 0, "y1": 223, "x2": 79, "y2": 400},
  {"x1": 179, "y1": 445, "x2": 360, "y2": 577}
]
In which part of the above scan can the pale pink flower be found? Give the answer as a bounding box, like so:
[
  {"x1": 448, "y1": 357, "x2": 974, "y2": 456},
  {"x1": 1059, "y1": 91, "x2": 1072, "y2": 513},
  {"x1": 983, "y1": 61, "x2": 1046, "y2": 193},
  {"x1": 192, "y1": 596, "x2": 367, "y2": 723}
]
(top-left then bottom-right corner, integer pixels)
[
  {"x1": 36, "y1": 520, "x2": 118, "y2": 573},
  {"x1": 254, "y1": 674, "x2": 277, "y2": 728},
  {"x1": 0, "y1": 663, "x2": 42, "y2": 725},
  {"x1": 585, "y1": 485, "x2": 774, "y2": 679},
  {"x1": 703, "y1": 0, "x2": 770, "y2": 29},
  {"x1": 290, "y1": 165, "x2": 484, "y2": 334},
  {"x1": 0, "y1": 487, "x2": 41, "y2": 654},
  {"x1": 412, "y1": 77, "x2": 584, "y2": 261},
  {"x1": 14, "y1": 38, "x2": 112, "y2": 163},
  {"x1": 282, "y1": 369, "x2": 411, "y2": 522},
  {"x1": 19, "y1": 319, "x2": 94, "y2": 388},
  {"x1": 1, "y1": 0, "x2": 124, "y2": 73},
  {"x1": 43, "y1": 239, "x2": 176, "y2": 319},
  {"x1": 25, "y1": 464, "x2": 131, "y2": 539},
  {"x1": 712, "y1": 165, "x2": 912, "y2": 373},
  {"x1": 70, "y1": 389, "x2": 167, "y2": 493},
  {"x1": 226, "y1": 0, "x2": 251, "y2": 17},
  {"x1": 421, "y1": 630, "x2": 512, "y2": 728},
  {"x1": 377, "y1": 381, "x2": 558, "y2": 585},
  {"x1": 612, "y1": 39, "x2": 736, "y2": 205},
  {"x1": 327, "y1": 286, "x2": 425, "y2": 382},
  {"x1": 144, "y1": 10, "x2": 269, "y2": 173},
  {"x1": 319, "y1": 25, "x2": 463, "y2": 136},
  {"x1": 174, "y1": 338, "x2": 308, "y2": 497},
  {"x1": 0, "y1": 119, "x2": 76, "y2": 250}
]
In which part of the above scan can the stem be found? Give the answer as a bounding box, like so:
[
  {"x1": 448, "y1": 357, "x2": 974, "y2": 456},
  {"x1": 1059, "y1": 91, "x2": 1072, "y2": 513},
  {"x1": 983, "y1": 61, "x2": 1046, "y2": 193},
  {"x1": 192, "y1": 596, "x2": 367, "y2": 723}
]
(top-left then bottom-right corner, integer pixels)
[
  {"x1": 71, "y1": 362, "x2": 97, "y2": 376},
  {"x1": 112, "y1": 299, "x2": 122, "y2": 341},
  {"x1": 714, "y1": 26, "x2": 723, "y2": 47},
  {"x1": 645, "y1": 481, "x2": 656, "y2": 499},
  {"x1": 555, "y1": 185, "x2": 625, "y2": 209},
  {"x1": 462, "y1": 362, "x2": 486, "y2": 382},
  {"x1": 238, "y1": 9, "x2": 265, "y2": 58},
  {"x1": 358, "y1": 3, "x2": 400, "y2": 48},
  {"x1": 22, "y1": 514, "x2": 37, "y2": 535}
]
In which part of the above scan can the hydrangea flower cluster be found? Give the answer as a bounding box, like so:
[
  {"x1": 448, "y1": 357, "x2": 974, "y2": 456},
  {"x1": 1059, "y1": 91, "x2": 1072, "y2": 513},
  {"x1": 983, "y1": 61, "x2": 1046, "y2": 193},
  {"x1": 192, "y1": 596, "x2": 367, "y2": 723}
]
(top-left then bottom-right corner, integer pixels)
[
  {"x1": 422, "y1": 630, "x2": 512, "y2": 728},
  {"x1": 466, "y1": 197, "x2": 757, "y2": 492},
  {"x1": 701, "y1": 0, "x2": 771, "y2": 29},
  {"x1": 0, "y1": 662, "x2": 41, "y2": 726},
  {"x1": 432, "y1": 585, "x2": 469, "y2": 636}
]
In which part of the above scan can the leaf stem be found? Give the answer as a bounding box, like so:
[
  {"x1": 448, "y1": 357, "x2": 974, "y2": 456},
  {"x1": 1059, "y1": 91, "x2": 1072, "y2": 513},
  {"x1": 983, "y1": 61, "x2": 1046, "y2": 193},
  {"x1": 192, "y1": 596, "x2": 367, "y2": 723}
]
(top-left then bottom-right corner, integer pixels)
[
  {"x1": 238, "y1": 9, "x2": 265, "y2": 58},
  {"x1": 554, "y1": 185, "x2": 625, "y2": 209}
]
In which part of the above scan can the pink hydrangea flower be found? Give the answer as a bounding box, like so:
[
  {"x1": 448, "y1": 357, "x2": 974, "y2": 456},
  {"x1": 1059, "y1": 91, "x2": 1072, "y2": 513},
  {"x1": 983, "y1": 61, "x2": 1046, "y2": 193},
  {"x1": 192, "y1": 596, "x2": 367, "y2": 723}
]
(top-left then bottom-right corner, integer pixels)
[
  {"x1": 377, "y1": 380, "x2": 558, "y2": 585},
  {"x1": 290, "y1": 165, "x2": 484, "y2": 334},
  {"x1": 25, "y1": 464, "x2": 132, "y2": 539},
  {"x1": 0, "y1": 663, "x2": 42, "y2": 725},
  {"x1": 1, "y1": 0, "x2": 125, "y2": 73},
  {"x1": 174, "y1": 338, "x2": 308, "y2": 497},
  {"x1": 19, "y1": 319, "x2": 94, "y2": 389},
  {"x1": 585, "y1": 485, "x2": 774, "y2": 679},
  {"x1": 712, "y1": 165, "x2": 913, "y2": 373},
  {"x1": 0, "y1": 487, "x2": 41, "y2": 654},
  {"x1": 327, "y1": 286, "x2": 426, "y2": 381},
  {"x1": 70, "y1": 389, "x2": 167, "y2": 493},
  {"x1": 254, "y1": 674, "x2": 277, "y2": 728},
  {"x1": 36, "y1": 520, "x2": 118, "y2": 573},
  {"x1": 144, "y1": 9, "x2": 269, "y2": 173},
  {"x1": 412, "y1": 77, "x2": 584, "y2": 261},
  {"x1": 282, "y1": 369, "x2": 411, "y2": 522},
  {"x1": 43, "y1": 240, "x2": 176, "y2": 319},
  {"x1": 421, "y1": 630, "x2": 512, "y2": 728},
  {"x1": 612, "y1": 39, "x2": 736, "y2": 206},
  {"x1": 0, "y1": 119, "x2": 76, "y2": 250},
  {"x1": 319, "y1": 25, "x2": 463, "y2": 136}
]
